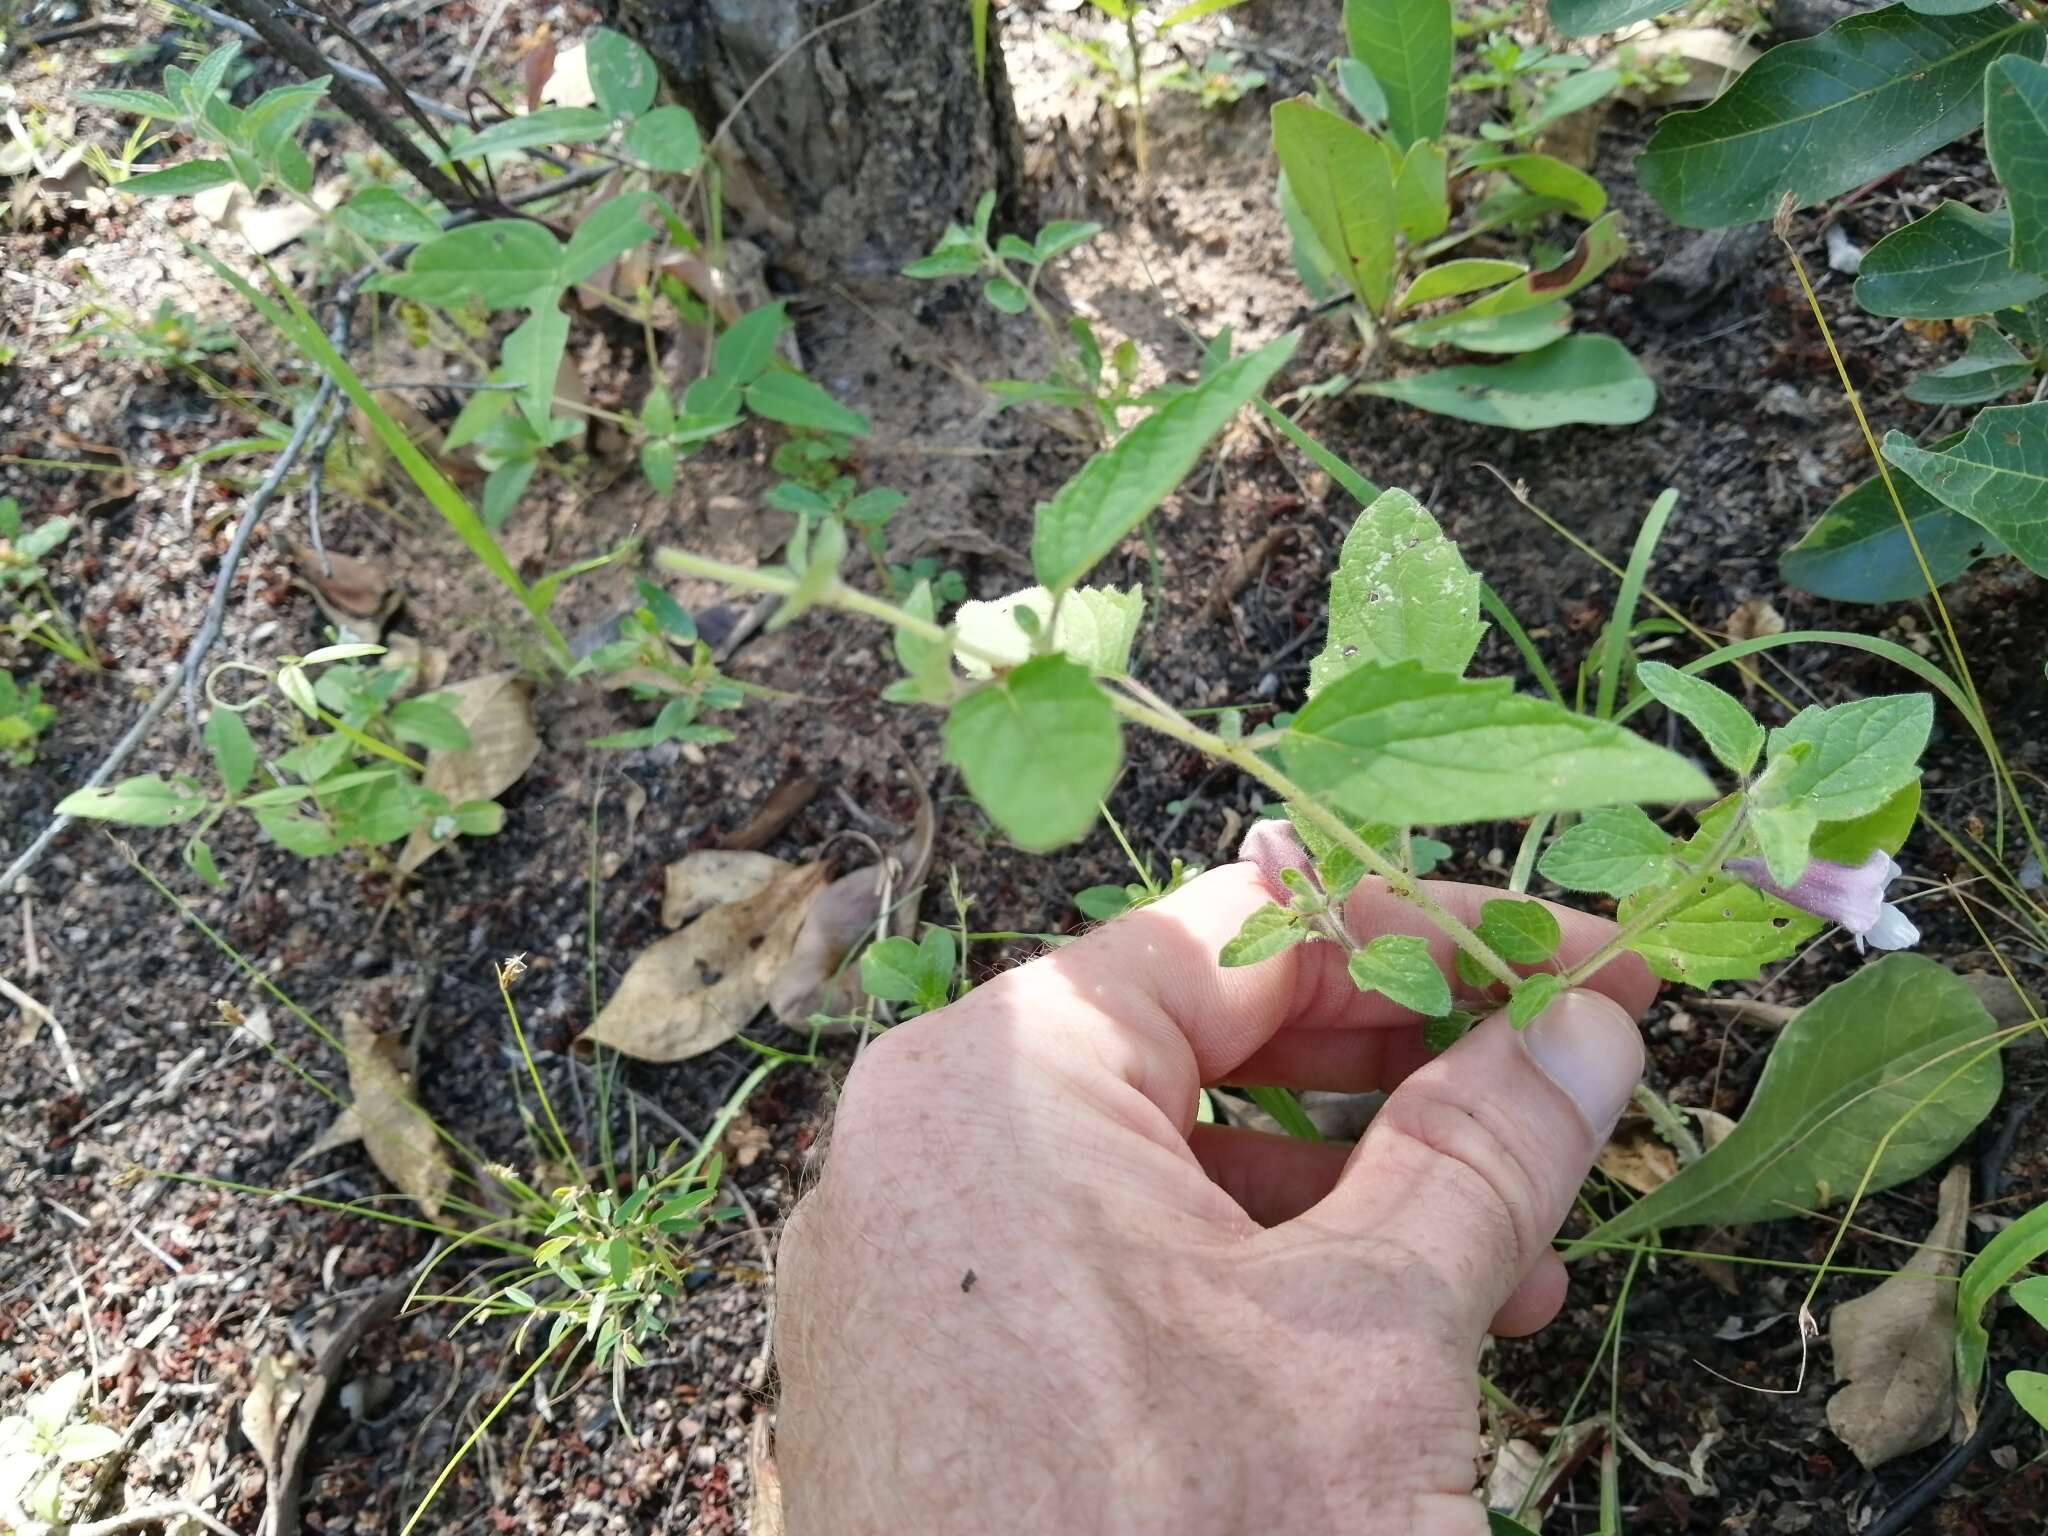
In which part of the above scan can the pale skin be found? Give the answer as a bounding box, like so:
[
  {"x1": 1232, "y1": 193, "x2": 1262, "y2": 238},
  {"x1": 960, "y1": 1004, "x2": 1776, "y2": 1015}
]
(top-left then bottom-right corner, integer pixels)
[{"x1": 775, "y1": 861, "x2": 1655, "y2": 1534}]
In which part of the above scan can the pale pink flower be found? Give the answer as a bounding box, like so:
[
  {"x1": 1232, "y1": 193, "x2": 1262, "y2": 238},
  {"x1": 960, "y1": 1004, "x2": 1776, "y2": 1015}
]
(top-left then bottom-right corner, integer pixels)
[{"x1": 1725, "y1": 849, "x2": 1920, "y2": 952}]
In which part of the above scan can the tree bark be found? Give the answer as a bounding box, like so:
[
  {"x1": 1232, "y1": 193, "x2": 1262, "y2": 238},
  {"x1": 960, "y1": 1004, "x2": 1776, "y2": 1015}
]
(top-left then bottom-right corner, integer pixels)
[{"x1": 608, "y1": 0, "x2": 1023, "y2": 284}]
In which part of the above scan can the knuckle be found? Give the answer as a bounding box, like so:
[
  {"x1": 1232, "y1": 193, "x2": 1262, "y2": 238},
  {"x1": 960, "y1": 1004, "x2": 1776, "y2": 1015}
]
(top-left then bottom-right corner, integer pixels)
[{"x1": 1375, "y1": 1087, "x2": 1543, "y2": 1278}]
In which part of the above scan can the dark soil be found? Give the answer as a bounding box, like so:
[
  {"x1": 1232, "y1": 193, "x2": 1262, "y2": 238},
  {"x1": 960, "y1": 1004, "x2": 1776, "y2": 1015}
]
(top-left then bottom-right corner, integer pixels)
[{"x1": 3, "y1": 2, "x2": 2045, "y2": 1533}]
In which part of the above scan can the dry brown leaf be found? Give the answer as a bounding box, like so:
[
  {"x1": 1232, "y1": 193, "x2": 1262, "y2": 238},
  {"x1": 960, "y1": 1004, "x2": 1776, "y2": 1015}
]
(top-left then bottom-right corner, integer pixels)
[
  {"x1": 341, "y1": 1010, "x2": 455, "y2": 1218},
  {"x1": 723, "y1": 1112, "x2": 773, "y2": 1169},
  {"x1": 663, "y1": 850, "x2": 790, "y2": 928},
  {"x1": 398, "y1": 673, "x2": 540, "y2": 873},
  {"x1": 1726, "y1": 597, "x2": 1786, "y2": 642},
  {"x1": 1612, "y1": 28, "x2": 1759, "y2": 107},
  {"x1": 1826, "y1": 1164, "x2": 1970, "y2": 1470},
  {"x1": 746, "y1": 1414, "x2": 784, "y2": 1536},
  {"x1": 1597, "y1": 1123, "x2": 1681, "y2": 1195},
  {"x1": 602, "y1": 778, "x2": 650, "y2": 881},
  {"x1": 582, "y1": 861, "x2": 828, "y2": 1061},
  {"x1": 290, "y1": 544, "x2": 399, "y2": 642},
  {"x1": 240, "y1": 1354, "x2": 304, "y2": 1472},
  {"x1": 287, "y1": 1108, "x2": 364, "y2": 1172},
  {"x1": 541, "y1": 39, "x2": 596, "y2": 106}
]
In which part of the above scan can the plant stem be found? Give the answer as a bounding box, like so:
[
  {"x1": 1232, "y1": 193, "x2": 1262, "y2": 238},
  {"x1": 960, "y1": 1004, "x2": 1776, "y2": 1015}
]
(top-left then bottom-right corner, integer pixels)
[
  {"x1": 1558, "y1": 807, "x2": 1749, "y2": 988},
  {"x1": 655, "y1": 544, "x2": 1526, "y2": 987}
]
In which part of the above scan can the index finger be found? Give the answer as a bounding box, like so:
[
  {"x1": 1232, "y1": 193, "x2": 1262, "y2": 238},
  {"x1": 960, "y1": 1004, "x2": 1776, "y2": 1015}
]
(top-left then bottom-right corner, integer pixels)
[{"x1": 1017, "y1": 861, "x2": 1656, "y2": 1130}]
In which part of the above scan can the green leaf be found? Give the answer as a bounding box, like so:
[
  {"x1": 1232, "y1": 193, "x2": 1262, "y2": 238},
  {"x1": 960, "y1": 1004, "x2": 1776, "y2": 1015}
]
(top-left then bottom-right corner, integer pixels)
[
  {"x1": 1537, "y1": 804, "x2": 1675, "y2": 897},
  {"x1": 502, "y1": 305, "x2": 570, "y2": 428},
  {"x1": 1361, "y1": 335, "x2": 1655, "y2": 429},
  {"x1": 1309, "y1": 488, "x2": 1484, "y2": 694},
  {"x1": 52, "y1": 1423, "x2": 123, "y2": 1464},
  {"x1": 743, "y1": 372, "x2": 871, "y2": 436},
  {"x1": 2016, "y1": 1275, "x2": 2048, "y2": 1328},
  {"x1": 1030, "y1": 331, "x2": 1296, "y2": 591},
  {"x1": 56, "y1": 774, "x2": 208, "y2": 826},
  {"x1": 1986, "y1": 56, "x2": 2048, "y2": 272},
  {"x1": 1035, "y1": 219, "x2": 1104, "y2": 263},
  {"x1": 1075, "y1": 884, "x2": 1139, "y2": 920},
  {"x1": 187, "y1": 39, "x2": 242, "y2": 110},
  {"x1": 1884, "y1": 403, "x2": 2048, "y2": 575},
  {"x1": 2010, "y1": 1371, "x2": 2048, "y2": 1432},
  {"x1": 388, "y1": 698, "x2": 472, "y2": 750},
  {"x1": 983, "y1": 277, "x2": 1030, "y2": 314},
  {"x1": 1766, "y1": 693, "x2": 1932, "y2": 821},
  {"x1": 434, "y1": 106, "x2": 613, "y2": 164},
  {"x1": 954, "y1": 583, "x2": 1145, "y2": 678},
  {"x1": 1335, "y1": 58, "x2": 1389, "y2": 127},
  {"x1": 1568, "y1": 955, "x2": 2001, "y2": 1253},
  {"x1": 1280, "y1": 661, "x2": 1714, "y2": 827},
  {"x1": 1523, "y1": 67, "x2": 1619, "y2": 138},
  {"x1": 587, "y1": 29, "x2": 659, "y2": 117},
  {"x1": 1956, "y1": 1201, "x2": 2048, "y2": 1410},
  {"x1": 454, "y1": 799, "x2": 504, "y2": 835},
  {"x1": 334, "y1": 186, "x2": 443, "y2": 245},
  {"x1": 1483, "y1": 151, "x2": 1607, "y2": 220},
  {"x1": 367, "y1": 221, "x2": 565, "y2": 311},
  {"x1": 1507, "y1": 972, "x2": 1565, "y2": 1028},
  {"x1": 902, "y1": 244, "x2": 982, "y2": 279},
  {"x1": 1856, "y1": 202, "x2": 2048, "y2": 319},
  {"x1": 859, "y1": 936, "x2": 927, "y2": 1001},
  {"x1": 713, "y1": 302, "x2": 788, "y2": 384},
  {"x1": 1906, "y1": 326, "x2": 2034, "y2": 405},
  {"x1": 1637, "y1": 8, "x2": 2042, "y2": 229},
  {"x1": 483, "y1": 460, "x2": 537, "y2": 531},
  {"x1": 1814, "y1": 779, "x2": 1922, "y2": 865},
  {"x1": 1343, "y1": 0, "x2": 1452, "y2": 149},
  {"x1": 1393, "y1": 302, "x2": 1570, "y2": 354},
  {"x1": 121, "y1": 159, "x2": 236, "y2": 196},
  {"x1": 76, "y1": 87, "x2": 181, "y2": 118},
  {"x1": 943, "y1": 656, "x2": 1121, "y2": 850},
  {"x1": 1392, "y1": 140, "x2": 1449, "y2": 243},
  {"x1": 203, "y1": 708, "x2": 256, "y2": 796},
  {"x1": 996, "y1": 234, "x2": 1039, "y2": 264},
  {"x1": 1421, "y1": 213, "x2": 1627, "y2": 324},
  {"x1": 1395, "y1": 258, "x2": 1528, "y2": 311},
  {"x1": 1346, "y1": 933, "x2": 1453, "y2": 1015},
  {"x1": 1222, "y1": 903, "x2": 1314, "y2": 967},
  {"x1": 1488, "y1": 1512, "x2": 1542, "y2": 1536},
  {"x1": 1781, "y1": 455, "x2": 2006, "y2": 601},
  {"x1": 1158, "y1": 0, "x2": 1250, "y2": 26},
  {"x1": 641, "y1": 439, "x2": 678, "y2": 492},
  {"x1": 559, "y1": 194, "x2": 657, "y2": 287},
  {"x1": 1636, "y1": 661, "x2": 1763, "y2": 775},
  {"x1": 183, "y1": 835, "x2": 225, "y2": 889},
  {"x1": 1477, "y1": 897, "x2": 1561, "y2": 964},
  {"x1": 1752, "y1": 800, "x2": 1821, "y2": 885},
  {"x1": 1547, "y1": 0, "x2": 1675, "y2": 37},
  {"x1": 241, "y1": 80, "x2": 328, "y2": 157},
  {"x1": 622, "y1": 104, "x2": 702, "y2": 171},
  {"x1": 1271, "y1": 100, "x2": 1397, "y2": 312}
]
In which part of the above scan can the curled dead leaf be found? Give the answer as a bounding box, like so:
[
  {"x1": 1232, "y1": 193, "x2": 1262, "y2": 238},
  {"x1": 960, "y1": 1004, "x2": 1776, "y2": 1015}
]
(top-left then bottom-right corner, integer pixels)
[
  {"x1": 583, "y1": 861, "x2": 828, "y2": 1061},
  {"x1": 240, "y1": 1354, "x2": 305, "y2": 1472},
  {"x1": 1826, "y1": 1164, "x2": 1970, "y2": 1470},
  {"x1": 341, "y1": 1010, "x2": 455, "y2": 1218},
  {"x1": 664, "y1": 850, "x2": 790, "y2": 928},
  {"x1": 398, "y1": 672, "x2": 540, "y2": 873},
  {"x1": 1597, "y1": 1122, "x2": 1680, "y2": 1196},
  {"x1": 290, "y1": 543, "x2": 399, "y2": 642}
]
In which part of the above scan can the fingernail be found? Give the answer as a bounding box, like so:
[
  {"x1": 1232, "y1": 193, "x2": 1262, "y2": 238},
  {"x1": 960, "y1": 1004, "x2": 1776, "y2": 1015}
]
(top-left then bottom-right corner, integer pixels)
[{"x1": 1519, "y1": 988, "x2": 1644, "y2": 1134}]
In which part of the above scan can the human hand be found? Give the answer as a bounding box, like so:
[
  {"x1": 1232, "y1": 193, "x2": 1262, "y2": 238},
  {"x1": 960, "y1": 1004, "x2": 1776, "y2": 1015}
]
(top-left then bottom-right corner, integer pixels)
[{"x1": 774, "y1": 860, "x2": 1654, "y2": 1534}]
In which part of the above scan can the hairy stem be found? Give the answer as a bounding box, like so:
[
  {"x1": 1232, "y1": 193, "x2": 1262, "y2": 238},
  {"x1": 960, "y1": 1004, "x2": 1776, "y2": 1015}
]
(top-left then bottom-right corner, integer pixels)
[{"x1": 1559, "y1": 807, "x2": 1750, "y2": 988}]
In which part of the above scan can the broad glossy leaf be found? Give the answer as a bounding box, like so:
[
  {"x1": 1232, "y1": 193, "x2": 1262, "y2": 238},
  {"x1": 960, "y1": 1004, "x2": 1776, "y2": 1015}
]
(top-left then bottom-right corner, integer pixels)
[
  {"x1": 334, "y1": 187, "x2": 443, "y2": 245},
  {"x1": 1343, "y1": 0, "x2": 1452, "y2": 149},
  {"x1": 1395, "y1": 258, "x2": 1527, "y2": 311},
  {"x1": 1393, "y1": 301, "x2": 1571, "y2": 354},
  {"x1": 1310, "y1": 488, "x2": 1484, "y2": 693},
  {"x1": 944, "y1": 656, "x2": 1120, "y2": 850},
  {"x1": 743, "y1": 372, "x2": 871, "y2": 435},
  {"x1": 434, "y1": 106, "x2": 612, "y2": 164},
  {"x1": 1347, "y1": 934, "x2": 1453, "y2": 1015},
  {"x1": 1550, "y1": 0, "x2": 1678, "y2": 39},
  {"x1": 623, "y1": 104, "x2": 703, "y2": 171},
  {"x1": 1883, "y1": 402, "x2": 2048, "y2": 574},
  {"x1": 1781, "y1": 455, "x2": 2006, "y2": 600},
  {"x1": 1538, "y1": 804, "x2": 1675, "y2": 897},
  {"x1": 203, "y1": 708, "x2": 256, "y2": 797},
  {"x1": 1031, "y1": 332, "x2": 1296, "y2": 590},
  {"x1": 1280, "y1": 661, "x2": 1713, "y2": 826},
  {"x1": 1767, "y1": 693, "x2": 1932, "y2": 821},
  {"x1": 57, "y1": 774, "x2": 209, "y2": 826},
  {"x1": 1987, "y1": 56, "x2": 2048, "y2": 272},
  {"x1": 1956, "y1": 1199, "x2": 2048, "y2": 1411},
  {"x1": 587, "y1": 28, "x2": 658, "y2": 118},
  {"x1": 1905, "y1": 325, "x2": 2034, "y2": 404},
  {"x1": 1271, "y1": 100, "x2": 1397, "y2": 312},
  {"x1": 1856, "y1": 202, "x2": 2048, "y2": 319},
  {"x1": 1451, "y1": 213, "x2": 1626, "y2": 319},
  {"x1": 1636, "y1": 661, "x2": 1762, "y2": 775},
  {"x1": 2011, "y1": 1371, "x2": 2048, "y2": 1431},
  {"x1": 1569, "y1": 955, "x2": 2002, "y2": 1252},
  {"x1": 1392, "y1": 140, "x2": 1450, "y2": 242},
  {"x1": 121, "y1": 159, "x2": 236, "y2": 196},
  {"x1": 1637, "y1": 8, "x2": 2043, "y2": 229},
  {"x1": 368, "y1": 221, "x2": 564, "y2": 310},
  {"x1": 1361, "y1": 335, "x2": 1655, "y2": 429},
  {"x1": 1336, "y1": 57, "x2": 1388, "y2": 126}
]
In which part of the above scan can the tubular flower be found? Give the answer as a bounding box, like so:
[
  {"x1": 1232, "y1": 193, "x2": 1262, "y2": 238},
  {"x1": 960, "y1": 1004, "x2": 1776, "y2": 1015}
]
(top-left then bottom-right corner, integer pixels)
[
  {"x1": 1239, "y1": 818, "x2": 1314, "y2": 898},
  {"x1": 1724, "y1": 849, "x2": 1920, "y2": 953}
]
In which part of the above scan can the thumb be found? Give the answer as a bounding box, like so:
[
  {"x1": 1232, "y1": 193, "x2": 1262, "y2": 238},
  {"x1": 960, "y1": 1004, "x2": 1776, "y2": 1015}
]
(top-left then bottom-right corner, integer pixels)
[{"x1": 1312, "y1": 988, "x2": 1643, "y2": 1336}]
